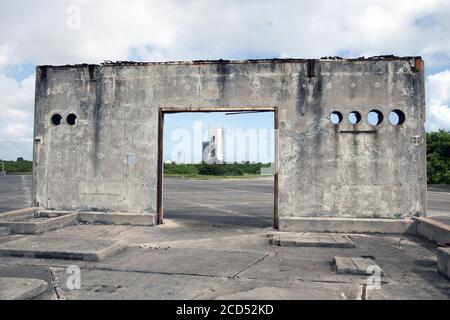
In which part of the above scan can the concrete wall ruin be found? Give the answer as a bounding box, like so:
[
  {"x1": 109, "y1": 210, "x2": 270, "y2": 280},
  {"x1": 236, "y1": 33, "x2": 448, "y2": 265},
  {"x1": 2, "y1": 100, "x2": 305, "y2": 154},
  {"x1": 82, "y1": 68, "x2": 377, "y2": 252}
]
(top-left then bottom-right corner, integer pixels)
[{"x1": 33, "y1": 57, "x2": 426, "y2": 229}]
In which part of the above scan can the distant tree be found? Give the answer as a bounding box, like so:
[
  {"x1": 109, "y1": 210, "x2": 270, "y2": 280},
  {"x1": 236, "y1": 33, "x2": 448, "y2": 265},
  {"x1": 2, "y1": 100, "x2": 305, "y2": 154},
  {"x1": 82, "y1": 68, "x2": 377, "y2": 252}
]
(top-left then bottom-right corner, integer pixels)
[
  {"x1": 17, "y1": 157, "x2": 24, "y2": 161},
  {"x1": 427, "y1": 130, "x2": 450, "y2": 184}
]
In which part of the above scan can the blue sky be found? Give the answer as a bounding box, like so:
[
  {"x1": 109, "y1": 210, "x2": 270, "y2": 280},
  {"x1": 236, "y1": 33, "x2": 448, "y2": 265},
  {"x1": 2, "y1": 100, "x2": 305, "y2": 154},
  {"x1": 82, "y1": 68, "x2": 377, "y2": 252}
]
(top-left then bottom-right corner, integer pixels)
[
  {"x1": 1, "y1": 0, "x2": 450, "y2": 161},
  {"x1": 164, "y1": 112, "x2": 274, "y2": 163}
]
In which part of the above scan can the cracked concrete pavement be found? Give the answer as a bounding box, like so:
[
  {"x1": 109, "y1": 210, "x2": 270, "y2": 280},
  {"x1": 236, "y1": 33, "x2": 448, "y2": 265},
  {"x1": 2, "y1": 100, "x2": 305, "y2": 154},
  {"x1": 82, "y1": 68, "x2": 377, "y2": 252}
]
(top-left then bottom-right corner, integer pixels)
[
  {"x1": 0, "y1": 222, "x2": 449, "y2": 299},
  {"x1": 0, "y1": 176, "x2": 449, "y2": 299}
]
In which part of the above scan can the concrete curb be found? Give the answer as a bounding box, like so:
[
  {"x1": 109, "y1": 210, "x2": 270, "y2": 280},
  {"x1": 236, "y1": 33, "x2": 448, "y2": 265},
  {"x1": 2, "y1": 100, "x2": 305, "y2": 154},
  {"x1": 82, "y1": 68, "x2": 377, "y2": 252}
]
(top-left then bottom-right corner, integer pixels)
[
  {"x1": 269, "y1": 233, "x2": 355, "y2": 248},
  {"x1": 0, "y1": 207, "x2": 36, "y2": 220},
  {"x1": 437, "y1": 247, "x2": 450, "y2": 280},
  {"x1": 0, "y1": 208, "x2": 156, "y2": 234},
  {"x1": 78, "y1": 211, "x2": 156, "y2": 226},
  {"x1": 414, "y1": 217, "x2": 450, "y2": 245},
  {"x1": 0, "y1": 211, "x2": 78, "y2": 235},
  {"x1": 279, "y1": 217, "x2": 416, "y2": 234},
  {"x1": 0, "y1": 227, "x2": 10, "y2": 236},
  {"x1": 0, "y1": 237, "x2": 127, "y2": 262}
]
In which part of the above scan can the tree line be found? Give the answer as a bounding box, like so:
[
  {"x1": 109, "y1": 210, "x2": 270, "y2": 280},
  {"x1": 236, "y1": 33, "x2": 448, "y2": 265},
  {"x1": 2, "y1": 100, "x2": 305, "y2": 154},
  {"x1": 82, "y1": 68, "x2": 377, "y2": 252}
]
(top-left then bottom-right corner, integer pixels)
[
  {"x1": 1, "y1": 131, "x2": 448, "y2": 183},
  {"x1": 0, "y1": 158, "x2": 33, "y2": 173},
  {"x1": 427, "y1": 130, "x2": 450, "y2": 184},
  {"x1": 164, "y1": 162, "x2": 272, "y2": 176}
]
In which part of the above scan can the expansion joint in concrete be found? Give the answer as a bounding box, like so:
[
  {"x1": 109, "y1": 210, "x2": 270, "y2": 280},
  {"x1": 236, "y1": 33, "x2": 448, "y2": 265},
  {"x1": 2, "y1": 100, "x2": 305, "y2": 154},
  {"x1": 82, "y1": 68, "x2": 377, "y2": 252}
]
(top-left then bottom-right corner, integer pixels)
[
  {"x1": 49, "y1": 267, "x2": 65, "y2": 300},
  {"x1": 230, "y1": 250, "x2": 277, "y2": 279}
]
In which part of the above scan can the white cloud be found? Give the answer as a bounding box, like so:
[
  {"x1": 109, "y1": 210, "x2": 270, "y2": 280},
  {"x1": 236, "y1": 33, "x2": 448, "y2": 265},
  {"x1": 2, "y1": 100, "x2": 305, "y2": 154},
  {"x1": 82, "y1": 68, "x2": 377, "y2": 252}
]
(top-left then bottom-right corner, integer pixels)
[
  {"x1": 0, "y1": 74, "x2": 34, "y2": 159},
  {"x1": 1, "y1": 0, "x2": 450, "y2": 159},
  {"x1": 1, "y1": 123, "x2": 31, "y2": 142},
  {"x1": 0, "y1": 44, "x2": 14, "y2": 67},
  {"x1": 0, "y1": 0, "x2": 450, "y2": 65},
  {"x1": 426, "y1": 70, "x2": 450, "y2": 131}
]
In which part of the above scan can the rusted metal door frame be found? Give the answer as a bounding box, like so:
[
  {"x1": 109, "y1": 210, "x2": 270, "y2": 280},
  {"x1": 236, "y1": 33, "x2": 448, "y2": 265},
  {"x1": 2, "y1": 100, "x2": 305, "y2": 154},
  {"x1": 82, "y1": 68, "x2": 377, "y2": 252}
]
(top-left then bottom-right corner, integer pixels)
[{"x1": 157, "y1": 106, "x2": 279, "y2": 229}]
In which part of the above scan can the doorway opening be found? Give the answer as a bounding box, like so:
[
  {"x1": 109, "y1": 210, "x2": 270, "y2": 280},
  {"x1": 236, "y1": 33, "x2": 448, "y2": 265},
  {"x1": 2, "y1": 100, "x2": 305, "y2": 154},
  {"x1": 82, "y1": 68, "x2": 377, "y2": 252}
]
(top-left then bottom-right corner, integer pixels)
[{"x1": 157, "y1": 107, "x2": 278, "y2": 229}]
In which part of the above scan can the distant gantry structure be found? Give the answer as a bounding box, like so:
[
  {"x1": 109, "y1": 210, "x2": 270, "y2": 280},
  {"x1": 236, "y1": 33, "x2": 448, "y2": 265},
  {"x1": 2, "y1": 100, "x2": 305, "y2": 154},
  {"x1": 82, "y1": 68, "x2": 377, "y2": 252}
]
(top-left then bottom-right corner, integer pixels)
[{"x1": 202, "y1": 128, "x2": 225, "y2": 164}]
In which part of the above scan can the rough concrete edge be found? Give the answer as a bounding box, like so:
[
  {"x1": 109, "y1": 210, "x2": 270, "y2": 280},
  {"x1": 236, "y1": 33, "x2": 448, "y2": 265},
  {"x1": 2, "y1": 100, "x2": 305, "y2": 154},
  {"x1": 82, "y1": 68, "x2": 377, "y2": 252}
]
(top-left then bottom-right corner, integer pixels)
[
  {"x1": 279, "y1": 217, "x2": 416, "y2": 235},
  {"x1": 0, "y1": 278, "x2": 48, "y2": 300},
  {"x1": 0, "y1": 207, "x2": 37, "y2": 220},
  {"x1": 0, "y1": 208, "x2": 157, "y2": 232},
  {"x1": 414, "y1": 217, "x2": 450, "y2": 245},
  {"x1": 331, "y1": 257, "x2": 385, "y2": 276},
  {"x1": 267, "y1": 234, "x2": 280, "y2": 246},
  {"x1": 33, "y1": 213, "x2": 79, "y2": 234},
  {"x1": 0, "y1": 226, "x2": 10, "y2": 236},
  {"x1": 268, "y1": 233, "x2": 355, "y2": 248},
  {"x1": 0, "y1": 248, "x2": 88, "y2": 261},
  {"x1": 78, "y1": 212, "x2": 156, "y2": 226},
  {"x1": 436, "y1": 247, "x2": 450, "y2": 280},
  {"x1": 331, "y1": 257, "x2": 366, "y2": 275},
  {"x1": 92, "y1": 241, "x2": 128, "y2": 262},
  {"x1": 0, "y1": 213, "x2": 78, "y2": 234},
  {"x1": 0, "y1": 241, "x2": 126, "y2": 262}
]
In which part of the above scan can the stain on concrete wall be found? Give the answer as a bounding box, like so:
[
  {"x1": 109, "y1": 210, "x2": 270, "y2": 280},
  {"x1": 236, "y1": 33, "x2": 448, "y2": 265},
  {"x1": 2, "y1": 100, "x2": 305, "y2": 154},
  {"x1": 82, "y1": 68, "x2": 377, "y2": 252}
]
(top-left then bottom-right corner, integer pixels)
[{"x1": 33, "y1": 57, "x2": 426, "y2": 220}]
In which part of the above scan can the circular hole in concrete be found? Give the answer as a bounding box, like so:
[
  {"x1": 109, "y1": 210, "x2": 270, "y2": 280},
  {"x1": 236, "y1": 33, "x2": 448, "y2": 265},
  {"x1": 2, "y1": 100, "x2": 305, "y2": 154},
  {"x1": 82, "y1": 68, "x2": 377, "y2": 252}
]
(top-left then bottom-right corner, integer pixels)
[
  {"x1": 330, "y1": 111, "x2": 343, "y2": 125},
  {"x1": 389, "y1": 109, "x2": 406, "y2": 126},
  {"x1": 67, "y1": 113, "x2": 77, "y2": 126},
  {"x1": 51, "y1": 114, "x2": 62, "y2": 126},
  {"x1": 367, "y1": 109, "x2": 384, "y2": 126},
  {"x1": 348, "y1": 111, "x2": 362, "y2": 125}
]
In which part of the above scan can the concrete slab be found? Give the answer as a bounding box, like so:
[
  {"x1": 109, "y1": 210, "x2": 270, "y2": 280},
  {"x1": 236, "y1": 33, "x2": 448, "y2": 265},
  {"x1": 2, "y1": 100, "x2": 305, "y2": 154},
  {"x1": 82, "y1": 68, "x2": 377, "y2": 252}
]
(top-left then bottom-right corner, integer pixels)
[
  {"x1": 269, "y1": 232, "x2": 355, "y2": 248},
  {"x1": 332, "y1": 257, "x2": 385, "y2": 276},
  {"x1": 0, "y1": 277, "x2": 48, "y2": 300},
  {"x1": 0, "y1": 264, "x2": 59, "y2": 300},
  {"x1": 90, "y1": 247, "x2": 269, "y2": 279},
  {"x1": 0, "y1": 228, "x2": 449, "y2": 299},
  {"x1": 0, "y1": 236, "x2": 126, "y2": 261},
  {"x1": 198, "y1": 278, "x2": 362, "y2": 300},
  {"x1": 437, "y1": 247, "x2": 450, "y2": 280},
  {"x1": 52, "y1": 268, "x2": 224, "y2": 300}
]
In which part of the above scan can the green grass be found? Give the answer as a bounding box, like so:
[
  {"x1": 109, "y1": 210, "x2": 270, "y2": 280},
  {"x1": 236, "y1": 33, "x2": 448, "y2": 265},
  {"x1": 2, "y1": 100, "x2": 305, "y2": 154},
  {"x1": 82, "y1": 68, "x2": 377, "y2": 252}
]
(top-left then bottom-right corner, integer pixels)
[
  {"x1": 0, "y1": 158, "x2": 32, "y2": 173},
  {"x1": 164, "y1": 162, "x2": 273, "y2": 177},
  {"x1": 164, "y1": 173, "x2": 270, "y2": 180}
]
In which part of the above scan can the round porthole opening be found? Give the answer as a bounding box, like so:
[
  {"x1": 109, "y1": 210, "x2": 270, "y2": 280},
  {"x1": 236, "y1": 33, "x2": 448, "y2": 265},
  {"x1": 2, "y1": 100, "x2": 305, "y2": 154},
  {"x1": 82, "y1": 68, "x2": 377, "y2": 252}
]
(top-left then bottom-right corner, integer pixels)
[
  {"x1": 367, "y1": 109, "x2": 384, "y2": 126},
  {"x1": 348, "y1": 111, "x2": 361, "y2": 125},
  {"x1": 67, "y1": 114, "x2": 77, "y2": 126},
  {"x1": 389, "y1": 109, "x2": 406, "y2": 126},
  {"x1": 51, "y1": 114, "x2": 62, "y2": 126},
  {"x1": 329, "y1": 111, "x2": 343, "y2": 125}
]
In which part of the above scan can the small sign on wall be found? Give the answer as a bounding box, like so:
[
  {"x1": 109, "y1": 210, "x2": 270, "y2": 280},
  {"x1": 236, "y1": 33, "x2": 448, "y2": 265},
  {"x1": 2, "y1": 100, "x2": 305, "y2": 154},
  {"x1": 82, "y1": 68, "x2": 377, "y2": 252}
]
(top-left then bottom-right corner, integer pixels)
[{"x1": 127, "y1": 155, "x2": 137, "y2": 165}]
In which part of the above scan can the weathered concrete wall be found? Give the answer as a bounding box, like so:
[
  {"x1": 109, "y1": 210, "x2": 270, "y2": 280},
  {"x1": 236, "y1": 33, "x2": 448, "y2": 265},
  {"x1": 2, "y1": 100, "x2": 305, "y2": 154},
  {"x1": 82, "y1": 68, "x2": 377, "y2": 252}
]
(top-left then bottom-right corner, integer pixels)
[{"x1": 33, "y1": 57, "x2": 426, "y2": 221}]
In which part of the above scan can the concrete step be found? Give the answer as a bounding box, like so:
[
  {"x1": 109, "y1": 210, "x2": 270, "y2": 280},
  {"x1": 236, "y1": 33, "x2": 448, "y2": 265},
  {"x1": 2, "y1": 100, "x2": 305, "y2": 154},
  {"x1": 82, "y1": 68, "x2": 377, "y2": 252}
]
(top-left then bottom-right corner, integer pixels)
[
  {"x1": 0, "y1": 236, "x2": 127, "y2": 262},
  {"x1": 269, "y1": 232, "x2": 355, "y2": 248},
  {"x1": 0, "y1": 277, "x2": 48, "y2": 300},
  {"x1": 332, "y1": 257, "x2": 385, "y2": 276},
  {"x1": 0, "y1": 227, "x2": 10, "y2": 236}
]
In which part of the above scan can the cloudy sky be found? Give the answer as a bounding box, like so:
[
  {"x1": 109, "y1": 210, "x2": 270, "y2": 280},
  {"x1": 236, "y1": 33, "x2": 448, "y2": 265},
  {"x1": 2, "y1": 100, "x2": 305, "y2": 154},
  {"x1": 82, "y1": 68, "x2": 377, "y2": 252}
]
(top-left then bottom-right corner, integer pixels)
[{"x1": 1, "y1": 0, "x2": 450, "y2": 161}]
